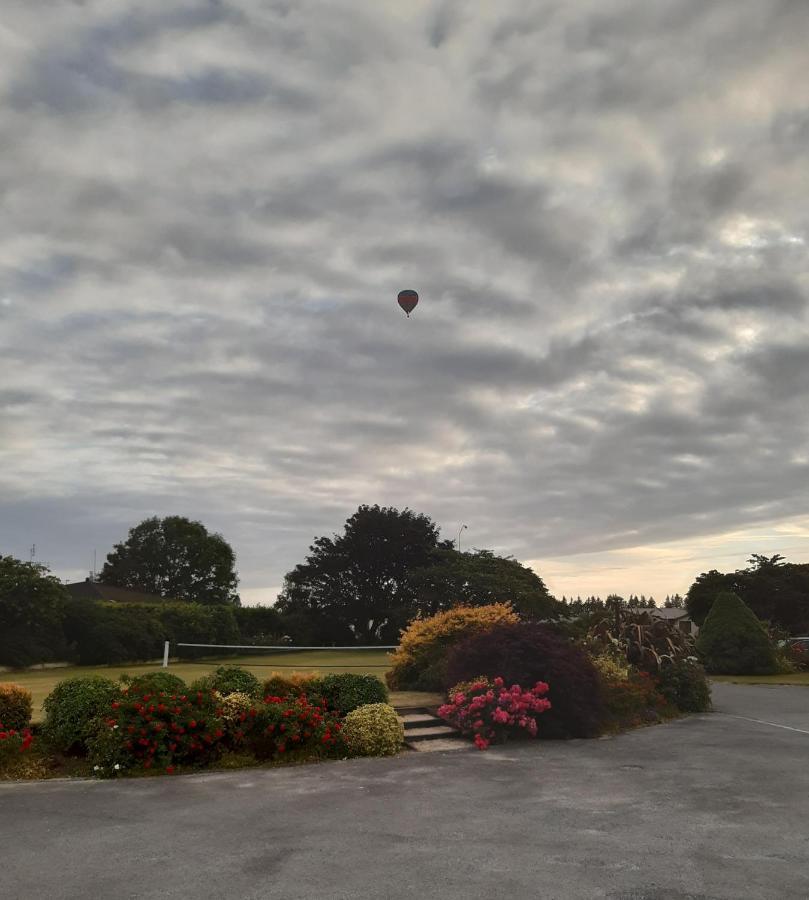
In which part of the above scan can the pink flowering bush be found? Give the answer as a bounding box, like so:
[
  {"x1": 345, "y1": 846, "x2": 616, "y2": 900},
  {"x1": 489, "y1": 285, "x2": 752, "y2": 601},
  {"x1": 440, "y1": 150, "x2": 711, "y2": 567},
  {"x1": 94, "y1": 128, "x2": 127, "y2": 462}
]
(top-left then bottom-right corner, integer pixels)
[{"x1": 438, "y1": 677, "x2": 552, "y2": 750}]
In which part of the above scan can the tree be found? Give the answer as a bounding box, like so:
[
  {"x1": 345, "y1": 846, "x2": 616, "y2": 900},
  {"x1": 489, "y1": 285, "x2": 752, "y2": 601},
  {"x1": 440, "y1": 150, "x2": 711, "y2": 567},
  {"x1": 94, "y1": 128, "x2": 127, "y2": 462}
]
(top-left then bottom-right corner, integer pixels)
[
  {"x1": 0, "y1": 556, "x2": 70, "y2": 667},
  {"x1": 100, "y1": 516, "x2": 240, "y2": 605},
  {"x1": 696, "y1": 592, "x2": 778, "y2": 675},
  {"x1": 686, "y1": 555, "x2": 809, "y2": 633},
  {"x1": 276, "y1": 505, "x2": 449, "y2": 643},
  {"x1": 664, "y1": 593, "x2": 685, "y2": 608},
  {"x1": 407, "y1": 549, "x2": 559, "y2": 620}
]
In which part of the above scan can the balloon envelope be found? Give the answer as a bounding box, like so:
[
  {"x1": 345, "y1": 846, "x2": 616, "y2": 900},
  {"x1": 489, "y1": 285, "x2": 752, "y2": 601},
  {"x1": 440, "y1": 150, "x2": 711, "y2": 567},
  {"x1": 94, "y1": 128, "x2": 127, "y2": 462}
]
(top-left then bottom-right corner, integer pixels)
[{"x1": 398, "y1": 289, "x2": 418, "y2": 316}]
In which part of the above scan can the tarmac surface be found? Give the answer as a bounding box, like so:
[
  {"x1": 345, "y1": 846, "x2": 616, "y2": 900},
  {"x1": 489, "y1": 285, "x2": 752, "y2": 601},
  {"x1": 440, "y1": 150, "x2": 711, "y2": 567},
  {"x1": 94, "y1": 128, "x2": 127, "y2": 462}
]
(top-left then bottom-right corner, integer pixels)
[{"x1": 3, "y1": 682, "x2": 808, "y2": 900}]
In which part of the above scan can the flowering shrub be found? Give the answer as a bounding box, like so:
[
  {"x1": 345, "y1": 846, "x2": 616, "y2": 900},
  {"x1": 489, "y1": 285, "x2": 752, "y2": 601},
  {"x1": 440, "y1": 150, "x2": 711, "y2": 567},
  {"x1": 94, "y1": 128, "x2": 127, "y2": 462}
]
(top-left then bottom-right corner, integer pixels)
[
  {"x1": 246, "y1": 694, "x2": 343, "y2": 760},
  {"x1": 0, "y1": 719, "x2": 34, "y2": 771},
  {"x1": 0, "y1": 683, "x2": 33, "y2": 731},
  {"x1": 438, "y1": 677, "x2": 552, "y2": 750},
  {"x1": 445, "y1": 623, "x2": 605, "y2": 738},
  {"x1": 87, "y1": 686, "x2": 226, "y2": 776},
  {"x1": 386, "y1": 603, "x2": 519, "y2": 691},
  {"x1": 342, "y1": 703, "x2": 403, "y2": 757}
]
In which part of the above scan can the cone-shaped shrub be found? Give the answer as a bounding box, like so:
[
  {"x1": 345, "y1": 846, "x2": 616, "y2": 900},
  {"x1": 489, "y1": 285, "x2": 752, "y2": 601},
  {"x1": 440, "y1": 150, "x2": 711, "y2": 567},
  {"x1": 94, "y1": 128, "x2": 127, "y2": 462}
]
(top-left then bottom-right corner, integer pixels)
[
  {"x1": 444, "y1": 622, "x2": 605, "y2": 738},
  {"x1": 696, "y1": 592, "x2": 778, "y2": 675}
]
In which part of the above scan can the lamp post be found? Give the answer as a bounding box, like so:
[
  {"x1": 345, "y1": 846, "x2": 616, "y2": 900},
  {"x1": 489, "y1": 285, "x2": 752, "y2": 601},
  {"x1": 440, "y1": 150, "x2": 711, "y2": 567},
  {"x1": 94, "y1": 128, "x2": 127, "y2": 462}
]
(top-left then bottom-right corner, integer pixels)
[{"x1": 457, "y1": 524, "x2": 467, "y2": 552}]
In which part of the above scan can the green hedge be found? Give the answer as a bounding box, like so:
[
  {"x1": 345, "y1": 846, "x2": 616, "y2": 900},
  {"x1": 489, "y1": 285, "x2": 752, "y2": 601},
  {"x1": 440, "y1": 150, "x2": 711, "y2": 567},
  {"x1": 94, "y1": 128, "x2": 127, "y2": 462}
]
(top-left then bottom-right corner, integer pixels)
[
  {"x1": 42, "y1": 676, "x2": 121, "y2": 753},
  {"x1": 318, "y1": 673, "x2": 389, "y2": 715}
]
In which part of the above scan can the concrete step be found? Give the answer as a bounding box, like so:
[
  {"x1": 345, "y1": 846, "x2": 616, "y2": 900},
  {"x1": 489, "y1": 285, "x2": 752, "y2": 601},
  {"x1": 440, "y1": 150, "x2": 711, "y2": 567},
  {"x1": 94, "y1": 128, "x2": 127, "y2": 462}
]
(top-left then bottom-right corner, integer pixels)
[
  {"x1": 408, "y1": 737, "x2": 471, "y2": 753},
  {"x1": 404, "y1": 725, "x2": 459, "y2": 740},
  {"x1": 400, "y1": 714, "x2": 438, "y2": 729}
]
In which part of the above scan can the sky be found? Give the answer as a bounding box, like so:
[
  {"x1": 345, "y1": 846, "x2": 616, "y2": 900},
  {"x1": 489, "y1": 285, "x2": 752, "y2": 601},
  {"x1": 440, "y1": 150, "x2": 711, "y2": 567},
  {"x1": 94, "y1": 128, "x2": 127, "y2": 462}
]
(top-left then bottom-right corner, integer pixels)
[{"x1": 1, "y1": 0, "x2": 808, "y2": 605}]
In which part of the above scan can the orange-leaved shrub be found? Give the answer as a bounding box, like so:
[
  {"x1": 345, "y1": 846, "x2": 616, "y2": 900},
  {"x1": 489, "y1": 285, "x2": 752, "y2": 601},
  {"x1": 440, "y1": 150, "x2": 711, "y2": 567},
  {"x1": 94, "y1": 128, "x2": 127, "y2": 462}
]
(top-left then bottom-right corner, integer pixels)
[
  {"x1": 386, "y1": 603, "x2": 519, "y2": 691},
  {"x1": 0, "y1": 683, "x2": 33, "y2": 731}
]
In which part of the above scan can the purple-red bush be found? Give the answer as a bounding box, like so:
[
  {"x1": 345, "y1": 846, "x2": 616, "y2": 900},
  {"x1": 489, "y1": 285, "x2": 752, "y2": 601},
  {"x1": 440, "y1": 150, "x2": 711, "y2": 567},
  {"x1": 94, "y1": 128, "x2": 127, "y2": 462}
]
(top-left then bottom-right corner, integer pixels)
[{"x1": 444, "y1": 622, "x2": 605, "y2": 738}]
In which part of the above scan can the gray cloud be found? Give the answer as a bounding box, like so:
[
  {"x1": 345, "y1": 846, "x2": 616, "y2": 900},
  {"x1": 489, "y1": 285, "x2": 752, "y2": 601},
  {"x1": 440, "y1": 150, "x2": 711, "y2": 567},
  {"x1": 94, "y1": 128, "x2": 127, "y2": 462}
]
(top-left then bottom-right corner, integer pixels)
[{"x1": 1, "y1": 0, "x2": 808, "y2": 597}]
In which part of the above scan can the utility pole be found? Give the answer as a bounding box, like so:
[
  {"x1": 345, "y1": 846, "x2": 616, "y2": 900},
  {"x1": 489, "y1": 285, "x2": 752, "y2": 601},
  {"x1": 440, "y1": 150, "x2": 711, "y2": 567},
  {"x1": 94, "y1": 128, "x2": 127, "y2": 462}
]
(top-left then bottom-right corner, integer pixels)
[{"x1": 457, "y1": 524, "x2": 467, "y2": 552}]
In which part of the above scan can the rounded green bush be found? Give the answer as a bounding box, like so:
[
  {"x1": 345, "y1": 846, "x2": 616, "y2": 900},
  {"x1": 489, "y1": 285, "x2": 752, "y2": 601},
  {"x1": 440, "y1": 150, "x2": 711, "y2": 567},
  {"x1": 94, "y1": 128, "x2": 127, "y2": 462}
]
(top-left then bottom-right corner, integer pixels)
[
  {"x1": 342, "y1": 703, "x2": 403, "y2": 757},
  {"x1": 0, "y1": 683, "x2": 33, "y2": 731},
  {"x1": 122, "y1": 671, "x2": 187, "y2": 695},
  {"x1": 656, "y1": 659, "x2": 711, "y2": 712},
  {"x1": 42, "y1": 676, "x2": 121, "y2": 753},
  {"x1": 319, "y1": 673, "x2": 388, "y2": 715},
  {"x1": 191, "y1": 665, "x2": 261, "y2": 698}
]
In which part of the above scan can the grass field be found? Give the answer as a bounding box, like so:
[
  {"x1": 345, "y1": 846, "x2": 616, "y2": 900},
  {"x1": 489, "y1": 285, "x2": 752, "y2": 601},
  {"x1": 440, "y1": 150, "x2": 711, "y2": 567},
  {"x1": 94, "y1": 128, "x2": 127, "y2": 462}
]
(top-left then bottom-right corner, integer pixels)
[
  {"x1": 711, "y1": 673, "x2": 809, "y2": 686},
  {"x1": 3, "y1": 649, "x2": 407, "y2": 722}
]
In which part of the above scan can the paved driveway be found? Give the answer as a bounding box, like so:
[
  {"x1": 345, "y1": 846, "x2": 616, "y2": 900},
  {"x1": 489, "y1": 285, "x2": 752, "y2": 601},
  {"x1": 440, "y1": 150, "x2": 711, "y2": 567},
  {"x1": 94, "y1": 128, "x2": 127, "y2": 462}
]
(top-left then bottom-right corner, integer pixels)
[{"x1": 3, "y1": 683, "x2": 808, "y2": 900}]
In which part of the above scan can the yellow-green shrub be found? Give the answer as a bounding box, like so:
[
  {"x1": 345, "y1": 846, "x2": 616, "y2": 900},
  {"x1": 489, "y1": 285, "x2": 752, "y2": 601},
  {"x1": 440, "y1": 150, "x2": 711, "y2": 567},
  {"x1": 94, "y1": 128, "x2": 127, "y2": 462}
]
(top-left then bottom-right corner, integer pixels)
[
  {"x1": 386, "y1": 603, "x2": 519, "y2": 691},
  {"x1": 217, "y1": 691, "x2": 254, "y2": 723},
  {"x1": 589, "y1": 654, "x2": 630, "y2": 683},
  {"x1": 262, "y1": 672, "x2": 322, "y2": 699},
  {"x1": 342, "y1": 703, "x2": 403, "y2": 757},
  {"x1": 0, "y1": 683, "x2": 33, "y2": 731}
]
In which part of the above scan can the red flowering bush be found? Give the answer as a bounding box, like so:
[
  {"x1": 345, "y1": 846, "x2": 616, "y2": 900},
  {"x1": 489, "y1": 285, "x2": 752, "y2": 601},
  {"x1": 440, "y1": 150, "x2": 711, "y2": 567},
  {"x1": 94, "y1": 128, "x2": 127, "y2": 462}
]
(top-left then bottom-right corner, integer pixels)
[
  {"x1": 87, "y1": 687, "x2": 226, "y2": 776},
  {"x1": 438, "y1": 677, "x2": 552, "y2": 750},
  {"x1": 0, "y1": 719, "x2": 34, "y2": 771},
  {"x1": 87, "y1": 684, "x2": 347, "y2": 776},
  {"x1": 246, "y1": 694, "x2": 344, "y2": 760}
]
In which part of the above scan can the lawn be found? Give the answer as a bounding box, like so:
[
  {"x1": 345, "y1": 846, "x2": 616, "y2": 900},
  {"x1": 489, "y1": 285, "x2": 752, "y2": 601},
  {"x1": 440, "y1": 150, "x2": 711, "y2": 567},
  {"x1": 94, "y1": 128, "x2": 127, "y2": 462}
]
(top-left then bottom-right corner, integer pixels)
[
  {"x1": 3, "y1": 649, "x2": 400, "y2": 722},
  {"x1": 711, "y1": 673, "x2": 809, "y2": 686}
]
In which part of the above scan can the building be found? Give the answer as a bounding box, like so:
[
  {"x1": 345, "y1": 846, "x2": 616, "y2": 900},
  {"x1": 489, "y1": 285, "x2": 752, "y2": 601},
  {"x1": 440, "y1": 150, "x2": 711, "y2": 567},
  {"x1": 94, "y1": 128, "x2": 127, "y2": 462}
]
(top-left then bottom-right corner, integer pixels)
[
  {"x1": 65, "y1": 579, "x2": 169, "y2": 605},
  {"x1": 629, "y1": 605, "x2": 699, "y2": 637}
]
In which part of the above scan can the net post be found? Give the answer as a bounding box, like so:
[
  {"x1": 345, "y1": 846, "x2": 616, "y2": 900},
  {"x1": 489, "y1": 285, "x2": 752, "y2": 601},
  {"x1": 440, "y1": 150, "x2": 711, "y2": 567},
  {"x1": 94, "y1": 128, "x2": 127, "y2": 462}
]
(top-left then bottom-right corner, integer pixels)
[{"x1": 162, "y1": 641, "x2": 170, "y2": 668}]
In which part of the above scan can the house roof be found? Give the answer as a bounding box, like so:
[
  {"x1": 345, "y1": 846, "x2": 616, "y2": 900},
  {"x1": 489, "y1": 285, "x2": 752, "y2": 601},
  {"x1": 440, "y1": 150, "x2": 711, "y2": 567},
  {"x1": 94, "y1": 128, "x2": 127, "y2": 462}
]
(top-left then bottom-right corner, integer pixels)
[
  {"x1": 627, "y1": 606, "x2": 691, "y2": 620},
  {"x1": 65, "y1": 580, "x2": 170, "y2": 605}
]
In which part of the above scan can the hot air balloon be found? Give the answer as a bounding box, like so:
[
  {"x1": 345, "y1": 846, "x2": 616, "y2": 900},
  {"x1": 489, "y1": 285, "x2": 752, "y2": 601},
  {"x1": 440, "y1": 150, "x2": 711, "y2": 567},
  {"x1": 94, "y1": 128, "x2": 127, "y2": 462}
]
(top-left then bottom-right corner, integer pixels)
[{"x1": 397, "y1": 289, "x2": 418, "y2": 317}]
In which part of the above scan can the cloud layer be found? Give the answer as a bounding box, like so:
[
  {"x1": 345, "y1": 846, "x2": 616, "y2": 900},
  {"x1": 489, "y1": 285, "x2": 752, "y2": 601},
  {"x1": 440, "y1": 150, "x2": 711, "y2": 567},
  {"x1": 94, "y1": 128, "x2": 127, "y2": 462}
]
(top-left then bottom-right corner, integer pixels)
[{"x1": 2, "y1": 0, "x2": 808, "y2": 600}]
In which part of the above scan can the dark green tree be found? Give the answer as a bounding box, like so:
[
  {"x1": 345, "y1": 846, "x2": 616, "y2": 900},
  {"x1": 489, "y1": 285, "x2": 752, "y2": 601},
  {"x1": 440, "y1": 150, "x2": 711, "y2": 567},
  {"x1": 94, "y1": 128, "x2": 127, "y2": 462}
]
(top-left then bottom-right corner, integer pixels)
[
  {"x1": 100, "y1": 516, "x2": 240, "y2": 605},
  {"x1": 408, "y1": 548, "x2": 559, "y2": 620},
  {"x1": 0, "y1": 556, "x2": 70, "y2": 666},
  {"x1": 696, "y1": 592, "x2": 778, "y2": 675},
  {"x1": 276, "y1": 505, "x2": 450, "y2": 643},
  {"x1": 686, "y1": 569, "x2": 738, "y2": 625},
  {"x1": 686, "y1": 555, "x2": 809, "y2": 633}
]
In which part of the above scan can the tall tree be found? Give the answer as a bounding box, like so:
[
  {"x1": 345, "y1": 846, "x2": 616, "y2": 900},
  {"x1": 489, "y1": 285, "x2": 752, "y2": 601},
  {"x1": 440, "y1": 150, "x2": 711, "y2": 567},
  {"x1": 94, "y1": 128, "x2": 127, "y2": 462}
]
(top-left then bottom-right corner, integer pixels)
[
  {"x1": 276, "y1": 505, "x2": 448, "y2": 643},
  {"x1": 408, "y1": 548, "x2": 559, "y2": 620},
  {"x1": 100, "y1": 516, "x2": 240, "y2": 605},
  {"x1": 0, "y1": 556, "x2": 70, "y2": 666},
  {"x1": 687, "y1": 555, "x2": 809, "y2": 633}
]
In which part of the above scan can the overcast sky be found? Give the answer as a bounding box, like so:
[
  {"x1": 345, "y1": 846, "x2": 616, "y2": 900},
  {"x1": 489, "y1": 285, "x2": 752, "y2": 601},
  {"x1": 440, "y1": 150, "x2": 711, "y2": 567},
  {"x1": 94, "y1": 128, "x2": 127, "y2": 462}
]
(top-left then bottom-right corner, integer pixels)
[{"x1": 2, "y1": 0, "x2": 808, "y2": 604}]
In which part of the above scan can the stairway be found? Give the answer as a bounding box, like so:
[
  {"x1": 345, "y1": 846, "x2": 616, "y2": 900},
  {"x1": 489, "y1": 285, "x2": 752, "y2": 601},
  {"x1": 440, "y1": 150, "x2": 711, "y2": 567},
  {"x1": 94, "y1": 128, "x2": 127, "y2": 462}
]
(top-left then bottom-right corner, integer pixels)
[{"x1": 396, "y1": 706, "x2": 470, "y2": 752}]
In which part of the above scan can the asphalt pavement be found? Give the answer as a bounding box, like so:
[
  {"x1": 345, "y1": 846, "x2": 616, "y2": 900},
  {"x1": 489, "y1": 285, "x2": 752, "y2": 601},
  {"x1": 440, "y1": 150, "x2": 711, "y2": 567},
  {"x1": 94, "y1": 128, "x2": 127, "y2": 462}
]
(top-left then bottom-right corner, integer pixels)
[{"x1": 3, "y1": 682, "x2": 808, "y2": 900}]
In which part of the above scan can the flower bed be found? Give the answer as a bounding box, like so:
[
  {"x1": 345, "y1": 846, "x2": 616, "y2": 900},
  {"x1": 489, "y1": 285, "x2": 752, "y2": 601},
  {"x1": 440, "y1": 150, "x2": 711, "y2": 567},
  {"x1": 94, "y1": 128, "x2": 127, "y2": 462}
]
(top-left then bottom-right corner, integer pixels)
[{"x1": 438, "y1": 677, "x2": 552, "y2": 750}]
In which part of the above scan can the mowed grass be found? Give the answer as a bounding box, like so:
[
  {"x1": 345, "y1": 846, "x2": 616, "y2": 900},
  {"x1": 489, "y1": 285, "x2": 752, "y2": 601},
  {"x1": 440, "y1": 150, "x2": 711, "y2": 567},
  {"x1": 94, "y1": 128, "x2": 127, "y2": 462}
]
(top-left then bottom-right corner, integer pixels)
[
  {"x1": 3, "y1": 649, "x2": 399, "y2": 722},
  {"x1": 711, "y1": 673, "x2": 809, "y2": 686}
]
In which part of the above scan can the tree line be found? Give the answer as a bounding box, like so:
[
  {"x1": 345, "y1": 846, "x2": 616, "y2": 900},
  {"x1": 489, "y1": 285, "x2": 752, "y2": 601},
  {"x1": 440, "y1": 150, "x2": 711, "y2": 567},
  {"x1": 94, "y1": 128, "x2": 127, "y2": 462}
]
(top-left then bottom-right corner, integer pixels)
[{"x1": 2, "y1": 506, "x2": 808, "y2": 669}]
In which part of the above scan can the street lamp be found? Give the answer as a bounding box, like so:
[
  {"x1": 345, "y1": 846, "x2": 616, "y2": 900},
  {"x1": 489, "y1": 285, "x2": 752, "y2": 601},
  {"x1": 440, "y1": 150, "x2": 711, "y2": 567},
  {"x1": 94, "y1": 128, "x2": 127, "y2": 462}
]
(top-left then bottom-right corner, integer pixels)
[{"x1": 457, "y1": 524, "x2": 468, "y2": 552}]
